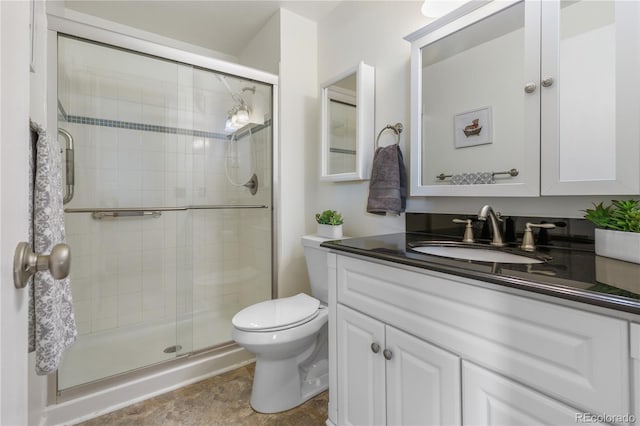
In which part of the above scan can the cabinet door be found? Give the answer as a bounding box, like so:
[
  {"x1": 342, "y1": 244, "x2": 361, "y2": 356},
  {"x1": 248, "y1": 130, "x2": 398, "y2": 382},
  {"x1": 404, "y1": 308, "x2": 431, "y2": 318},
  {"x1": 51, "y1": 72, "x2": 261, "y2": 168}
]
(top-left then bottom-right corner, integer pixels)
[
  {"x1": 462, "y1": 362, "x2": 607, "y2": 426},
  {"x1": 337, "y1": 304, "x2": 386, "y2": 426},
  {"x1": 540, "y1": 0, "x2": 640, "y2": 195},
  {"x1": 386, "y1": 326, "x2": 461, "y2": 426},
  {"x1": 408, "y1": 1, "x2": 542, "y2": 197}
]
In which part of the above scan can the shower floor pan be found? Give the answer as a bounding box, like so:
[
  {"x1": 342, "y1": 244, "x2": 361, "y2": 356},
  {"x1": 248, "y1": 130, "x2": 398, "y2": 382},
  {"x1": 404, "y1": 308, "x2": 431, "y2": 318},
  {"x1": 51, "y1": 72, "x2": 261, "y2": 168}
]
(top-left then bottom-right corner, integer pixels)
[{"x1": 58, "y1": 309, "x2": 236, "y2": 391}]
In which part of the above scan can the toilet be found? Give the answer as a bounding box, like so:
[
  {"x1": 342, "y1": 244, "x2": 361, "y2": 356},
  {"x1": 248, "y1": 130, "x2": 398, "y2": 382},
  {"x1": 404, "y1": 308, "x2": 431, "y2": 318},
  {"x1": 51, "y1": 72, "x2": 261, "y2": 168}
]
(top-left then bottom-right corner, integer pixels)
[{"x1": 231, "y1": 235, "x2": 332, "y2": 413}]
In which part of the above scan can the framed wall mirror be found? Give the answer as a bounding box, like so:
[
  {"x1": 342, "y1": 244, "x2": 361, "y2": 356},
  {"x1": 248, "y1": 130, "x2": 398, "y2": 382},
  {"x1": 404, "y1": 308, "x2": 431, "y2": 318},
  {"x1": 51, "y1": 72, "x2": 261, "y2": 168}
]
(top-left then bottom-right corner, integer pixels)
[
  {"x1": 406, "y1": 1, "x2": 540, "y2": 197},
  {"x1": 320, "y1": 62, "x2": 374, "y2": 181}
]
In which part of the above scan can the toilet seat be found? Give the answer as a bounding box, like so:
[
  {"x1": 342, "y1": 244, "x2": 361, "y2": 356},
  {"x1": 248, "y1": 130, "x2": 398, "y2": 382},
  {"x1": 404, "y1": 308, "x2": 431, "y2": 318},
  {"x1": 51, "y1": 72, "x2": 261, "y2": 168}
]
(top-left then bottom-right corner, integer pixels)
[{"x1": 232, "y1": 293, "x2": 320, "y2": 332}]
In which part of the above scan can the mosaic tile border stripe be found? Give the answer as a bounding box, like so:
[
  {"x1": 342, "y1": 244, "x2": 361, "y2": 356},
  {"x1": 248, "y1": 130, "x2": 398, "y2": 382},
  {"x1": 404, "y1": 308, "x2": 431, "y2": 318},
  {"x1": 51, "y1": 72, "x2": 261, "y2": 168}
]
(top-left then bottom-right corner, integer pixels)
[{"x1": 64, "y1": 115, "x2": 271, "y2": 140}]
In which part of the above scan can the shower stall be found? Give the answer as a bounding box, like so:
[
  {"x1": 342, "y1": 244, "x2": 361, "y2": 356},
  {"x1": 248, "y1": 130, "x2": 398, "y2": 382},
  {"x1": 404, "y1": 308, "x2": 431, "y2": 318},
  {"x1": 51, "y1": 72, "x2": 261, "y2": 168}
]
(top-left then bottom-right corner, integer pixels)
[{"x1": 54, "y1": 33, "x2": 274, "y2": 394}]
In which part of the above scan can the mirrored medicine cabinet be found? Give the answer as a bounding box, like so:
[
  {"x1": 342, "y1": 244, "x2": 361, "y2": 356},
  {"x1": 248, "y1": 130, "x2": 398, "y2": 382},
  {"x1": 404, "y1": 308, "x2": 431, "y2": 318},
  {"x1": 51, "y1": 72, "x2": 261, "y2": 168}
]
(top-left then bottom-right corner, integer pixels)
[
  {"x1": 405, "y1": 0, "x2": 640, "y2": 197},
  {"x1": 320, "y1": 62, "x2": 374, "y2": 181}
]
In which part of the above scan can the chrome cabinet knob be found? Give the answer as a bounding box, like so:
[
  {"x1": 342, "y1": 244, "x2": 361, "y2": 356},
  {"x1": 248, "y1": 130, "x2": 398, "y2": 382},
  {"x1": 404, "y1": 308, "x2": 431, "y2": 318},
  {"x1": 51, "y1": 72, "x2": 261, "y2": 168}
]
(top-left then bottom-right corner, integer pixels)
[
  {"x1": 383, "y1": 349, "x2": 393, "y2": 360},
  {"x1": 541, "y1": 77, "x2": 554, "y2": 87},
  {"x1": 524, "y1": 82, "x2": 537, "y2": 93},
  {"x1": 371, "y1": 342, "x2": 380, "y2": 354},
  {"x1": 13, "y1": 242, "x2": 71, "y2": 289}
]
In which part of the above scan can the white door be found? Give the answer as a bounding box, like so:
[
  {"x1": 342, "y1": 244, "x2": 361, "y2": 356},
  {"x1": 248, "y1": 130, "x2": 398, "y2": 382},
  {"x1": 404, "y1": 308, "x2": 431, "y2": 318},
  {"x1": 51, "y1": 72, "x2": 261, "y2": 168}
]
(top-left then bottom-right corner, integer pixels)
[
  {"x1": 0, "y1": 1, "x2": 31, "y2": 425},
  {"x1": 337, "y1": 304, "x2": 386, "y2": 426},
  {"x1": 385, "y1": 326, "x2": 461, "y2": 426}
]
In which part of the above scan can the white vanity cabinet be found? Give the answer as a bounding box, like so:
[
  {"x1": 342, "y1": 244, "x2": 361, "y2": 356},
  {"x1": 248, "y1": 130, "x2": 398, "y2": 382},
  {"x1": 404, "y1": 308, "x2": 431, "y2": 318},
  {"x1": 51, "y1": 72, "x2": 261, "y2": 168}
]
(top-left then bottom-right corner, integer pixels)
[
  {"x1": 327, "y1": 253, "x2": 631, "y2": 426},
  {"x1": 407, "y1": 0, "x2": 640, "y2": 197},
  {"x1": 337, "y1": 304, "x2": 461, "y2": 426}
]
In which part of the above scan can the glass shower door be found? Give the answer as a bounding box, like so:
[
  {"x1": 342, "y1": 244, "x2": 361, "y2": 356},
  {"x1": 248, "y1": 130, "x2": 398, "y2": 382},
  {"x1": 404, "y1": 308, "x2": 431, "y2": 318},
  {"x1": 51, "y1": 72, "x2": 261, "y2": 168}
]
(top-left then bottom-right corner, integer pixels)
[
  {"x1": 187, "y1": 67, "x2": 272, "y2": 351},
  {"x1": 58, "y1": 35, "x2": 184, "y2": 390},
  {"x1": 57, "y1": 34, "x2": 274, "y2": 392}
]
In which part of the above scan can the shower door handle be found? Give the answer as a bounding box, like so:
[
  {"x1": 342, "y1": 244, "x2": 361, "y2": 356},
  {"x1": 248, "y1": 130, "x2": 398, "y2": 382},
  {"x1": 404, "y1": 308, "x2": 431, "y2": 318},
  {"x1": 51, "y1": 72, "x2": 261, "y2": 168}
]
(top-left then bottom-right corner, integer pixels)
[
  {"x1": 58, "y1": 128, "x2": 75, "y2": 204},
  {"x1": 13, "y1": 242, "x2": 71, "y2": 289}
]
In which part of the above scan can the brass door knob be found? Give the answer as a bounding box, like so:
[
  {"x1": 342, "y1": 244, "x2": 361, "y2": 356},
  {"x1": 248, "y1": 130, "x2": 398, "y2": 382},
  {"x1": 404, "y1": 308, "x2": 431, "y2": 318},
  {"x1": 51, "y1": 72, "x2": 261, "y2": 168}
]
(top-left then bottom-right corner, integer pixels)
[{"x1": 13, "y1": 242, "x2": 71, "y2": 289}]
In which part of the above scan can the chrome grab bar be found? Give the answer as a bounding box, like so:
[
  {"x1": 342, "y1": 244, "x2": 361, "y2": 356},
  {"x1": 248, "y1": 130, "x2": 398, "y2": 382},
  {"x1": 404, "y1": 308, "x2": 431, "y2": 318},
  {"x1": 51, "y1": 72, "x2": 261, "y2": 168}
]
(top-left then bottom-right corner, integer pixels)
[
  {"x1": 58, "y1": 128, "x2": 75, "y2": 204},
  {"x1": 92, "y1": 211, "x2": 162, "y2": 220},
  {"x1": 67, "y1": 207, "x2": 188, "y2": 214},
  {"x1": 65, "y1": 205, "x2": 269, "y2": 218}
]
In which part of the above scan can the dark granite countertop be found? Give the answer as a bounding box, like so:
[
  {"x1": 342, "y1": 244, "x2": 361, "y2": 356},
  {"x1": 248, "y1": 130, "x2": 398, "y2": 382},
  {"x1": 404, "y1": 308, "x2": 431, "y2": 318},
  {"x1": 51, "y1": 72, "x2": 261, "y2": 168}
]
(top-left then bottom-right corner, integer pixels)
[{"x1": 321, "y1": 232, "x2": 640, "y2": 316}]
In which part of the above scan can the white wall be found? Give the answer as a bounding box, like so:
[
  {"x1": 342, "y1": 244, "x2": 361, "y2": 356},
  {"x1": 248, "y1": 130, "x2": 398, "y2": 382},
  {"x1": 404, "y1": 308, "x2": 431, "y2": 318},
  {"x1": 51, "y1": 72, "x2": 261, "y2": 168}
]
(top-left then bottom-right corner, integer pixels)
[
  {"x1": 277, "y1": 9, "x2": 318, "y2": 298},
  {"x1": 238, "y1": 9, "x2": 319, "y2": 299},
  {"x1": 315, "y1": 1, "x2": 430, "y2": 237},
  {"x1": 238, "y1": 11, "x2": 280, "y2": 75}
]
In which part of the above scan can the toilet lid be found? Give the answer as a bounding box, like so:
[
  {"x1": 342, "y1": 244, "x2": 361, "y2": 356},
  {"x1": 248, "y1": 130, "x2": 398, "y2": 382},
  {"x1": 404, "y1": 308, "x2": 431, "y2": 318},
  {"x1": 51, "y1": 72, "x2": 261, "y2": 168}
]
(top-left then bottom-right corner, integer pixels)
[{"x1": 232, "y1": 293, "x2": 320, "y2": 331}]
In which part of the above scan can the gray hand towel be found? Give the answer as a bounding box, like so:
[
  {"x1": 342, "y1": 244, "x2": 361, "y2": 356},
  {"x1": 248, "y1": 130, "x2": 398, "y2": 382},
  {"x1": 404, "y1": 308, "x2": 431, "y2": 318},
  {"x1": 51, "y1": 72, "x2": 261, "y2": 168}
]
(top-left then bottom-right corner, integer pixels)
[
  {"x1": 29, "y1": 121, "x2": 77, "y2": 375},
  {"x1": 367, "y1": 144, "x2": 407, "y2": 216}
]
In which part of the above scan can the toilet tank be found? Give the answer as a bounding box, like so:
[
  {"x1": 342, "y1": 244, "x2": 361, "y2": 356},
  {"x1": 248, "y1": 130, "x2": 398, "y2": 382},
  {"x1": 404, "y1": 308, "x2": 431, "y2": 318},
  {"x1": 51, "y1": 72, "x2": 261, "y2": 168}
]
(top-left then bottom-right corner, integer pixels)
[{"x1": 301, "y1": 235, "x2": 334, "y2": 304}]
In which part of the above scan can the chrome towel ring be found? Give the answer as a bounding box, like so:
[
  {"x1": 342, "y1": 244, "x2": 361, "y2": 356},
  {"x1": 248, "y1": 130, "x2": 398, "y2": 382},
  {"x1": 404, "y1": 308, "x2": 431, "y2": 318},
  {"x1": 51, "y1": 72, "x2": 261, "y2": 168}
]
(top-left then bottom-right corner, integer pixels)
[{"x1": 375, "y1": 123, "x2": 403, "y2": 149}]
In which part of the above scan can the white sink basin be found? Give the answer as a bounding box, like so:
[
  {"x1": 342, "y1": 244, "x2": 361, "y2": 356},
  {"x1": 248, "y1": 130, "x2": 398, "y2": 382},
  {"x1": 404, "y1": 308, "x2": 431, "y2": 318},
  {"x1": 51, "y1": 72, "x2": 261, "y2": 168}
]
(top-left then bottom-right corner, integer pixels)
[{"x1": 410, "y1": 245, "x2": 544, "y2": 264}]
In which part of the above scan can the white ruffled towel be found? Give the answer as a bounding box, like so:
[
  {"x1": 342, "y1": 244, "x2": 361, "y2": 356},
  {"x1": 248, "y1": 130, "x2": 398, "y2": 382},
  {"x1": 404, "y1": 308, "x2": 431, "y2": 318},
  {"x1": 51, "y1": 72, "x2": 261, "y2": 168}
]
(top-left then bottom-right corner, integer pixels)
[{"x1": 29, "y1": 121, "x2": 77, "y2": 375}]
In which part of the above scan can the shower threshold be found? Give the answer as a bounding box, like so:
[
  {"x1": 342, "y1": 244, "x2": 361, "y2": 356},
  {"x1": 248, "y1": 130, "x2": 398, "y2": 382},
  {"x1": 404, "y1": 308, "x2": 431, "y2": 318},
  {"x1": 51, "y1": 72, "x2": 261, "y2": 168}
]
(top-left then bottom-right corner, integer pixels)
[{"x1": 53, "y1": 341, "x2": 240, "y2": 403}]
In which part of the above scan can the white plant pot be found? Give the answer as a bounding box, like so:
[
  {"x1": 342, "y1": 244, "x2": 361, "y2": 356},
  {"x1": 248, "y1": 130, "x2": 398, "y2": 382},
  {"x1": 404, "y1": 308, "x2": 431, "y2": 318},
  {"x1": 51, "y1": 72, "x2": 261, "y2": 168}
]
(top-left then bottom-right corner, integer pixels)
[
  {"x1": 595, "y1": 228, "x2": 640, "y2": 264},
  {"x1": 317, "y1": 224, "x2": 343, "y2": 239}
]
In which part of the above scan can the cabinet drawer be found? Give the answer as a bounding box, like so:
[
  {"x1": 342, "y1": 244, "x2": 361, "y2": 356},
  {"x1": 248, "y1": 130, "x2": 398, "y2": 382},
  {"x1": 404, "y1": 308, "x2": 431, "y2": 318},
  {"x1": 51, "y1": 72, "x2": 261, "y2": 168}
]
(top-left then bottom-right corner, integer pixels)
[
  {"x1": 462, "y1": 361, "x2": 607, "y2": 426},
  {"x1": 337, "y1": 255, "x2": 629, "y2": 417}
]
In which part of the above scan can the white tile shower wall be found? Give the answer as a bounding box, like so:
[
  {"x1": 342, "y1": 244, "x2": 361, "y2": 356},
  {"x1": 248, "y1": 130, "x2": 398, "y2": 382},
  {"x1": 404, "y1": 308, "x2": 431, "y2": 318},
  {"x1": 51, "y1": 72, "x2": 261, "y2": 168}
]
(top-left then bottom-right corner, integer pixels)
[{"x1": 64, "y1": 126, "x2": 271, "y2": 336}]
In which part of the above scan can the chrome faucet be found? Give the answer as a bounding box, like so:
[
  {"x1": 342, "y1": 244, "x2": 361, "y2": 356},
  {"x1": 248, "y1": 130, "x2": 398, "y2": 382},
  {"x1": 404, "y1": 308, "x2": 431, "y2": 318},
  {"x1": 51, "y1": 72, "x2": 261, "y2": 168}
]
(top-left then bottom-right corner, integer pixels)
[{"x1": 477, "y1": 205, "x2": 506, "y2": 247}]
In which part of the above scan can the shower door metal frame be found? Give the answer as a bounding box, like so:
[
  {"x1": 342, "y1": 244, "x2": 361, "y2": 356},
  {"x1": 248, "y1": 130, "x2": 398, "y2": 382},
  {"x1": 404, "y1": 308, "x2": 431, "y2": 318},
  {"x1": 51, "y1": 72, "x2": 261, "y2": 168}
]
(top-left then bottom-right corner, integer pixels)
[{"x1": 46, "y1": 10, "x2": 279, "y2": 404}]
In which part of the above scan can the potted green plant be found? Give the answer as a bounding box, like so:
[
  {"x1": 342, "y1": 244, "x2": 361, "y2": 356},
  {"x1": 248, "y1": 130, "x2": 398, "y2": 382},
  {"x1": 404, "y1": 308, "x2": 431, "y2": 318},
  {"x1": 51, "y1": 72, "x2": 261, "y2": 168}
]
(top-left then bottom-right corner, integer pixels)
[
  {"x1": 583, "y1": 199, "x2": 640, "y2": 263},
  {"x1": 315, "y1": 210, "x2": 344, "y2": 239}
]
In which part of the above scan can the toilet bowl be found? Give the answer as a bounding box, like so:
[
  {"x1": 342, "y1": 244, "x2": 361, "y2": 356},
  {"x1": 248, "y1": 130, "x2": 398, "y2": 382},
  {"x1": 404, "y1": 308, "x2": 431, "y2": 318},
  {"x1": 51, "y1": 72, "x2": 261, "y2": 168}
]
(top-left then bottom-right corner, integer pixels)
[{"x1": 231, "y1": 235, "x2": 333, "y2": 413}]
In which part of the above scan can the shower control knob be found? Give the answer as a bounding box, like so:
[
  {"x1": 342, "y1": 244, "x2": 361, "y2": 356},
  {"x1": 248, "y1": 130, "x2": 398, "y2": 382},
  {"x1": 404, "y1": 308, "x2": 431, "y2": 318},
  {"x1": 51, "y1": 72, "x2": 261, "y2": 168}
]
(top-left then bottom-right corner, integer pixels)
[
  {"x1": 13, "y1": 242, "x2": 71, "y2": 289},
  {"x1": 370, "y1": 342, "x2": 380, "y2": 354}
]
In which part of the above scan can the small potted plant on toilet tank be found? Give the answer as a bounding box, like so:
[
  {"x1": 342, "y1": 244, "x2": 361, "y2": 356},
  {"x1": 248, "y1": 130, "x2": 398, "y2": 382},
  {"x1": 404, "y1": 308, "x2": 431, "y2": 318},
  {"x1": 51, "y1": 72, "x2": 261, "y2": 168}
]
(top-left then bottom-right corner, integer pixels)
[
  {"x1": 583, "y1": 199, "x2": 640, "y2": 264},
  {"x1": 315, "y1": 210, "x2": 344, "y2": 239}
]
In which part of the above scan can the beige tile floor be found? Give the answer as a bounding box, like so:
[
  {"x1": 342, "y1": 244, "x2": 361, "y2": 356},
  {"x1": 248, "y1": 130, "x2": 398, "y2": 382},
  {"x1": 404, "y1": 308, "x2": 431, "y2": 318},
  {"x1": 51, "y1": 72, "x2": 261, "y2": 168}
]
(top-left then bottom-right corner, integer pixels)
[{"x1": 78, "y1": 363, "x2": 329, "y2": 426}]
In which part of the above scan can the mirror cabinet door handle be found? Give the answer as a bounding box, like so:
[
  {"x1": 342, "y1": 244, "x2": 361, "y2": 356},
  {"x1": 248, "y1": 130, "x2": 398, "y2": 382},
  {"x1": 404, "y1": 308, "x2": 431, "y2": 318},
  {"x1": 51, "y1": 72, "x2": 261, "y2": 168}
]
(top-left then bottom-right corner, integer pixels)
[
  {"x1": 542, "y1": 77, "x2": 554, "y2": 87},
  {"x1": 524, "y1": 82, "x2": 537, "y2": 93},
  {"x1": 371, "y1": 342, "x2": 380, "y2": 354}
]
